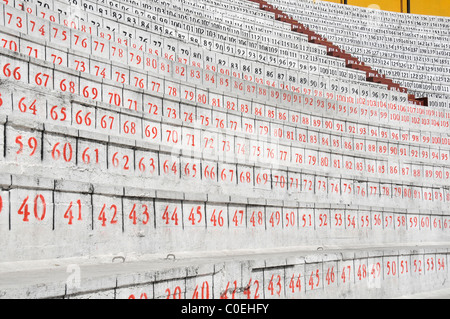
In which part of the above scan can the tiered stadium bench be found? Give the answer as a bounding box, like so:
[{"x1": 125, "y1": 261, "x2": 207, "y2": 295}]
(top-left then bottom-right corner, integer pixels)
[
  {"x1": 1, "y1": 49, "x2": 449, "y2": 217},
  {"x1": 1, "y1": 244, "x2": 450, "y2": 299},
  {"x1": 0, "y1": 0, "x2": 449, "y2": 298},
  {"x1": 0, "y1": 0, "x2": 442, "y2": 228},
  {"x1": 2, "y1": 83, "x2": 449, "y2": 260},
  {"x1": 263, "y1": 0, "x2": 450, "y2": 107}
]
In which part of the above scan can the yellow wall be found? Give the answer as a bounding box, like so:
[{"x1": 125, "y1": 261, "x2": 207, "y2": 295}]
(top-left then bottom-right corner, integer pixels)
[
  {"x1": 320, "y1": 0, "x2": 450, "y2": 16},
  {"x1": 409, "y1": 0, "x2": 450, "y2": 16},
  {"x1": 348, "y1": 0, "x2": 402, "y2": 13}
]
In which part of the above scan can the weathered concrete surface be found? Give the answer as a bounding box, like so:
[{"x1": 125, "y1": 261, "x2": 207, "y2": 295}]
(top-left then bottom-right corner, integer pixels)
[
  {"x1": 1, "y1": 245, "x2": 449, "y2": 299},
  {"x1": 398, "y1": 288, "x2": 450, "y2": 299},
  {"x1": 0, "y1": 0, "x2": 449, "y2": 299}
]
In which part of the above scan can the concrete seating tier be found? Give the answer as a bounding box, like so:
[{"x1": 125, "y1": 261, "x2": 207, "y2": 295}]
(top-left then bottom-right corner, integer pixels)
[{"x1": 0, "y1": 0, "x2": 449, "y2": 299}]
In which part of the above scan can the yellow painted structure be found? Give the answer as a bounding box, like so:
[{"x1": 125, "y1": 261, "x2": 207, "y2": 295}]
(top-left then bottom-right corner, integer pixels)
[{"x1": 320, "y1": 0, "x2": 450, "y2": 17}]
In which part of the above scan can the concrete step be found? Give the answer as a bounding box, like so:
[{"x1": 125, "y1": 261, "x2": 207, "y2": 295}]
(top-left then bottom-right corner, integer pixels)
[
  {"x1": 1, "y1": 245, "x2": 449, "y2": 299},
  {"x1": 397, "y1": 287, "x2": 450, "y2": 299}
]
